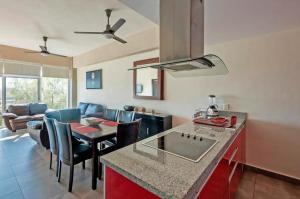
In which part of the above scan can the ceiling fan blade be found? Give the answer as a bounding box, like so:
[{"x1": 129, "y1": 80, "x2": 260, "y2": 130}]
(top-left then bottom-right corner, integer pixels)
[
  {"x1": 39, "y1": 45, "x2": 47, "y2": 51},
  {"x1": 24, "y1": 51, "x2": 41, "y2": 54},
  {"x1": 113, "y1": 35, "x2": 127, "y2": 44},
  {"x1": 111, "y1": 18, "x2": 126, "y2": 32},
  {"x1": 49, "y1": 53, "x2": 67, "y2": 58},
  {"x1": 74, "y1": 31, "x2": 105, "y2": 34}
]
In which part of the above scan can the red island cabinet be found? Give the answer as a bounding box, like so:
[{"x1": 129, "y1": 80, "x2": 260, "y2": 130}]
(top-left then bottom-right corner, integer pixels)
[
  {"x1": 105, "y1": 167, "x2": 160, "y2": 199},
  {"x1": 105, "y1": 126, "x2": 245, "y2": 199},
  {"x1": 199, "y1": 126, "x2": 245, "y2": 199}
]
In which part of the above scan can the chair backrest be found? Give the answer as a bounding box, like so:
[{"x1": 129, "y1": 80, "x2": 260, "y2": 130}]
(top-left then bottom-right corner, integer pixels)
[
  {"x1": 118, "y1": 110, "x2": 135, "y2": 123},
  {"x1": 54, "y1": 120, "x2": 73, "y2": 165},
  {"x1": 116, "y1": 119, "x2": 141, "y2": 149},
  {"x1": 45, "y1": 110, "x2": 61, "y2": 121},
  {"x1": 59, "y1": 108, "x2": 81, "y2": 123},
  {"x1": 43, "y1": 116, "x2": 58, "y2": 154},
  {"x1": 103, "y1": 109, "x2": 119, "y2": 121}
]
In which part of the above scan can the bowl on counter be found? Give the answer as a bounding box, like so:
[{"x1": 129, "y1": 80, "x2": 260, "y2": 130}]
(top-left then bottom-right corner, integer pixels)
[
  {"x1": 85, "y1": 117, "x2": 102, "y2": 126},
  {"x1": 123, "y1": 105, "x2": 135, "y2": 111}
]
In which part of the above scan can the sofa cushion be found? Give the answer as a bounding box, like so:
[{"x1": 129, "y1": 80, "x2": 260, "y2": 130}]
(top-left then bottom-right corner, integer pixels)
[
  {"x1": 2, "y1": 112, "x2": 18, "y2": 119},
  {"x1": 32, "y1": 114, "x2": 44, "y2": 120},
  {"x1": 29, "y1": 103, "x2": 48, "y2": 115},
  {"x1": 13, "y1": 115, "x2": 33, "y2": 123},
  {"x1": 7, "y1": 104, "x2": 29, "y2": 116},
  {"x1": 85, "y1": 104, "x2": 104, "y2": 115},
  {"x1": 78, "y1": 102, "x2": 89, "y2": 115}
]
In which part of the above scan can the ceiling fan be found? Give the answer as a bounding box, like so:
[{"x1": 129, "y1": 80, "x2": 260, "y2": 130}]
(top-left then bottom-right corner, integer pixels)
[
  {"x1": 74, "y1": 9, "x2": 127, "y2": 44},
  {"x1": 24, "y1": 36, "x2": 67, "y2": 57}
]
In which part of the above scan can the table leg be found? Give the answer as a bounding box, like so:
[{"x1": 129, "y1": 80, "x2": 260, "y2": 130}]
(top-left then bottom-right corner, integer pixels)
[{"x1": 92, "y1": 141, "x2": 98, "y2": 190}]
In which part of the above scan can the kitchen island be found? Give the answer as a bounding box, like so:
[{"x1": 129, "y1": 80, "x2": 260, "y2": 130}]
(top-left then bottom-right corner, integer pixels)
[{"x1": 100, "y1": 111, "x2": 247, "y2": 199}]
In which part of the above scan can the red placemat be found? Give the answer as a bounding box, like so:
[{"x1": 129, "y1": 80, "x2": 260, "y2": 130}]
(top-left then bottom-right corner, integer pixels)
[
  {"x1": 71, "y1": 123, "x2": 98, "y2": 134},
  {"x1": 70, "y1": 122, "x2": 83, "y2": 128},
  {"x1": 102, "y1": 121, "x2": 119, "y2": 127},
  {"x1": 193, "y1": 117, "x2": 230, "y2": 127}
]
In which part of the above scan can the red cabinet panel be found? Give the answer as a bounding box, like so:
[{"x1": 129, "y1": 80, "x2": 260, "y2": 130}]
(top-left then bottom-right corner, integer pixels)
[
  {"x1": 198, "y1": 158, "x2": 228, "y2": 199},
  {"x1": 105, "y1": 167, "x2": 159, "y2": 199},
  {"x1": 229, "y1": 163, "x2": 243, "y2": 199},
  {"x1": 199, "y1": 126, "x2": 245, "y2": 199}
]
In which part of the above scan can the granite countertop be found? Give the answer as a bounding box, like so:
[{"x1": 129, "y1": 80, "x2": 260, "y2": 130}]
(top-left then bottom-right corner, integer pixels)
[{"x1": 101, "y1": 111, "x2": 247, "y2": 199}]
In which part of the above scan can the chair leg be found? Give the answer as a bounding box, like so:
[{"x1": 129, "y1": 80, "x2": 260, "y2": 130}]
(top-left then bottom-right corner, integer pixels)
[
  {"x1": 82, "y1": 160, "x2": 85, "y2": 170},
  {"x1": 56, "y1": 156, "x2": 59, "y2": 177},
  {"x1": 49, "y1": 152, "x2": 52, "y2": 169},
  {"x1": 58, "y1": 161, "x2": 62, "y2": 182},
  {"x1": 98, "y1": 162, "x2": 103, "y2": 180},
  {"x1": 68, "y1": 165, "x2": 74, "y2": 192}
]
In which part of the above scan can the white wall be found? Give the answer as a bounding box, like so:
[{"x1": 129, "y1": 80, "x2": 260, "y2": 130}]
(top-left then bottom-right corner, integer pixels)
[{"x1": 77, "y1": 27, "x2": 300, "y2": 179}]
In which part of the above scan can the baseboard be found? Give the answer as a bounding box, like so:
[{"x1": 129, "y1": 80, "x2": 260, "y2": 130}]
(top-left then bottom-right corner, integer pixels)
[{"x1": 245, "y1": 164, "x2": 300, "y2": 185}]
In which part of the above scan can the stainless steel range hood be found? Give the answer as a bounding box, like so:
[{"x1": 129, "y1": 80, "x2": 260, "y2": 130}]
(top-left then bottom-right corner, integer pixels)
[{"x1": 129, "y1": 0, "x2": 228, "y2": 77}]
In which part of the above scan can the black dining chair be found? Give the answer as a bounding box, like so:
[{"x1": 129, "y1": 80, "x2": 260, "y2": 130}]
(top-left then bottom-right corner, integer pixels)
[
  {"x1": 59, "y1": 108, "x2": 81, "y2": 123},
  {"x1": 103, "y1": 109, "x2": 119, "y2": 121},
  {"x1": 101, "y1": 109, "x2": 119, "y2": 147},
  {"x1": 98, "y1": 119, "x2": 141, "y2": 178},
  {"x1": 44, "y1": 111, "x2": 84, "y2": 176},
  {"x1": 44, "y1": 111, "x2": 61, "y2": 176},
  {"x1": 117, "y1": 110, "x2": 135, "y2": 123},
  {"x1": 54, "y1": 120, "x2": 92, "y2": 192}
]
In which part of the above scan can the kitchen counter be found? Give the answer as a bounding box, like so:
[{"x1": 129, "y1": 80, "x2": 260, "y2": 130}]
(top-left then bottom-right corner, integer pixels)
[{"x1": 101, "y1": 111, "x2": 247, "y2": 199}]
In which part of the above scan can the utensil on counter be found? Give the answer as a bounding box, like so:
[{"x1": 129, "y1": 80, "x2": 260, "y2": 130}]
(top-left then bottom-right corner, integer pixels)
[
  {"x1": 206, "y1": 95, "x2": 219, "y2": 118},
  {"x1": 230, "y1": 116, "x2": 237, "y2": 127},
  {"x1": 193, "y1": 117, "x2": 229, "y2": 127},
  {"x1": 211, "y1": 117, "x2": 227, "y2": 124}
]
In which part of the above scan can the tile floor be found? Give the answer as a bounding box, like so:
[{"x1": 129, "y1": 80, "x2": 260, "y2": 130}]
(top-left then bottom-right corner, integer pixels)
[
  {"x1": 0, "y1": 128, "x2": 102, "y2": 199},
  {"x1": 0, "y1": 128, "x2": 299, "y2": 199},
  {"x1": 236, "y1": 169, "x2": 300, "y2": 199}
]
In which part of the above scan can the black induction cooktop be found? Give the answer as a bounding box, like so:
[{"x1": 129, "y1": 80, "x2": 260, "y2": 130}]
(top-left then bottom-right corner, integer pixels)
[{"x1": 143, "y1": 131, "x2": 217, "y2": 162}]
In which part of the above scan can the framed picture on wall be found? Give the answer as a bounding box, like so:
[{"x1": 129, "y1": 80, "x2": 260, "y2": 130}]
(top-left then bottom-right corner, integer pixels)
[{"x1": 86, "y1": 69, "x2": 102, "y2": 89}]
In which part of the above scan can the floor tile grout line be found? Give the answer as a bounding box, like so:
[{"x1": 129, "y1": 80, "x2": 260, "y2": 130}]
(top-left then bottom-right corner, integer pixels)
[
  {"x1": 252, "y1": 172, "x2": 257, "y2": 199},
  {"x1": 10, "y1": 151, "x2": 27, "y2": 199}
]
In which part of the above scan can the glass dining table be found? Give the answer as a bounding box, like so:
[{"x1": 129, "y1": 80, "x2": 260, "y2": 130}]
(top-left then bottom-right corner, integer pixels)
[{"x1": 70, "y1": 118, "x2": 118, "y2": 190}]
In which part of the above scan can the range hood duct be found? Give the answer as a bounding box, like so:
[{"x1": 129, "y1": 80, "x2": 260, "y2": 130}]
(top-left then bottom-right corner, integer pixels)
[{"x1": 129, "y1": 0, "x2": 228, "y2": 77}]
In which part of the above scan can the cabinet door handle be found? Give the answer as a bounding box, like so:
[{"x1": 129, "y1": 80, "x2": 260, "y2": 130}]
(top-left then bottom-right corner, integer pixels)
[
  {"x1": 229, "y1": 161, "x2": 239, "y2": 182},
  {"x1": 146, "y1": 128, "x2": 149, "y2": 135},
  {"x1": 229, "y1": 147, "x2": 238, "y2": 165}
]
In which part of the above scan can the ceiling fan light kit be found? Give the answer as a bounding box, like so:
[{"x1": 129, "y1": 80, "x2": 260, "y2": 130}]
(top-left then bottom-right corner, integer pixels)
[
  {"x1": 24, "y1": 36, "x2": 67, "y2": 57},
  {"x1": 74, "y1": 9, "x2": 127, "y2": 44}
]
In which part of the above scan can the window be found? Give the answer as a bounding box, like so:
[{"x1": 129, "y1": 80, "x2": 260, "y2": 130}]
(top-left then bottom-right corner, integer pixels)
[
  {"x1": 41, "y1": 77, "x2": 68, "y2": 109},
  {"x1": 0, "y1": 60, "x2": 70, "y2": 128},
  {"x1": 5, "y1": 77, "x2": 38, "y2": 108}
]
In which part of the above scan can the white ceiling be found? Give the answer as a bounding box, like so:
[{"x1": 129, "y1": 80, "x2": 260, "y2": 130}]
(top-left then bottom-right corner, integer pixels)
[
  {"x1": 0, "y1": 0, "x2": 155, "y2": 56},
  {"x1": 121, "y1": 0, "x2": 300, "y2": 44},
  {"x1": 1, "y1": 0, "x2": 300, "y2": 57}
]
